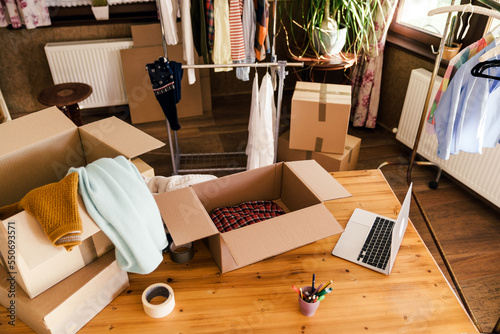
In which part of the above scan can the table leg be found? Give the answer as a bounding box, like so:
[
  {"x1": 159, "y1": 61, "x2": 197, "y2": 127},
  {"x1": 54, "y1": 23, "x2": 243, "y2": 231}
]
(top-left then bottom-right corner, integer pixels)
[{"x1": 60, "y1": 104, "x2": 83, "y2": 126}]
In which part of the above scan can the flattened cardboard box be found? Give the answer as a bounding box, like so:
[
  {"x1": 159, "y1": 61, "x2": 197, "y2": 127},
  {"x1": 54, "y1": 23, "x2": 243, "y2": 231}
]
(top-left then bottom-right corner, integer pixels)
[
  {"x1": 0, "y1": 251, "x2": 129, "y2": 334},
  {"x1": 155, "y1": 160, "x2": 351, "y2": 273},
  {"x1": 290, "y1": 81, "x2": 351, "y2": 154},
  {"x1": 0, "y1": 107, "x2": 163, "y2": 298},
  {"x1": 278, "y1": 131, "x2": 361, "y2": 172}
]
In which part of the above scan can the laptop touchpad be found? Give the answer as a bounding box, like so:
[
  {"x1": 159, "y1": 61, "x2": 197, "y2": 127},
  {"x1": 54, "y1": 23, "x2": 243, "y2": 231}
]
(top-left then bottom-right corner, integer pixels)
[{"x1": 342, "y1": 222, "x2": 370, "y2": 243}]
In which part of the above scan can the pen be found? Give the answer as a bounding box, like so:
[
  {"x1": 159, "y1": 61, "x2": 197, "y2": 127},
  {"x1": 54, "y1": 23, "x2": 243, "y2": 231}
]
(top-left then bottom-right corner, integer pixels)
[
  {"x1": 311, "y1": 274, "x2": 316, "y2": 295},
  {"x1": 292, "y1": 285, "x2": 301, "y2": 296}
]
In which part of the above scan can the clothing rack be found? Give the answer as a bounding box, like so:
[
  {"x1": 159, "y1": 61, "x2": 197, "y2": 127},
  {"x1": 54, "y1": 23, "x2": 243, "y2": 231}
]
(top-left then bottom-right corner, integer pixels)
[
  {"x1": 155, "y1": 0, "x2": 303, "y2": 175},
  {"x1": 379, "y1": 5, "x2": 500, "y2": 333}
]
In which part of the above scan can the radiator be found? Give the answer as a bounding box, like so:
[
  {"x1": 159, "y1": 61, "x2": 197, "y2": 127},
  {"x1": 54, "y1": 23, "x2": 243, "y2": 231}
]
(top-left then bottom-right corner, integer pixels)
[
  {"x1": 396, "y1": 68, "x2": 500, "y2": 208},
  {"x1": 44, "y1": 38, "x2": 133, "y2": 109}
]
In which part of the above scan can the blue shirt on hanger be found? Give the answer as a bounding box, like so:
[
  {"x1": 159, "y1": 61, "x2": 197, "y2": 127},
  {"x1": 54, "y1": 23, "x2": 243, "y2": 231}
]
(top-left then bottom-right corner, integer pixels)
[{"x1": 434, "y1": 39, "x2": 500, "y2": 160}]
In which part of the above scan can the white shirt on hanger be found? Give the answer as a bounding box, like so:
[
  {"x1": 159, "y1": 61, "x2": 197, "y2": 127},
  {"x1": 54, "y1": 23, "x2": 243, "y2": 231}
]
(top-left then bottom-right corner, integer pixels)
[
  {"x1": 180, "y1": 0, "x2": 196, "y2": 84},
  {"x1": 159, "y1": 0, "x2": 179, "y2": 45}
]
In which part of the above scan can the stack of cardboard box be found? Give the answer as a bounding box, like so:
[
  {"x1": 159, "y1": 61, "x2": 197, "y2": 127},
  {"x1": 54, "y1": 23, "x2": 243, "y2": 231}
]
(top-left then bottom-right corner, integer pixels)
[
  {"x1": 278, "y1": 82, "x2": 361, "y2": 172},
  {"x1": 0, "y1": 107, "x2": 164, "y2": 333}
]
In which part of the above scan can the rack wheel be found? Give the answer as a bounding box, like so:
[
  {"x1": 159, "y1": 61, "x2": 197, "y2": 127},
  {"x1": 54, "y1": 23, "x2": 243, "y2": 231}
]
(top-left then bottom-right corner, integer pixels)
[{"x1": 429, "y1": 180, "x2": 439, "y2": 190}]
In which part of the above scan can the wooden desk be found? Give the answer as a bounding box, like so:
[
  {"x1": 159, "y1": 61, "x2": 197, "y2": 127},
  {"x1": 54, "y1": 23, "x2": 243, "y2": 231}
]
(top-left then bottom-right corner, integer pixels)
[{"x1": 2, "y1": 170, "x2": 477, "y2": 333}]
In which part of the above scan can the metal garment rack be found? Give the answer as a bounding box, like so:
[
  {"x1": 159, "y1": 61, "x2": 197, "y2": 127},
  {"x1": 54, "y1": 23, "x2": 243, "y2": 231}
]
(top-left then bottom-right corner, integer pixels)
[
  {"x1": 378, "y1": 5, "x2": 500, "y2": 333},
  {"x1": 155, "y1": 0, "x2": 303, "y2": 175}
]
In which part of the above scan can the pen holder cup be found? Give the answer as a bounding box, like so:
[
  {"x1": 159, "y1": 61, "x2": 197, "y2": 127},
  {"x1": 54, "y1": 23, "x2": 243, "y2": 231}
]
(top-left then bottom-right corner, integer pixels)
[{"x1": 298, "y1": 286, "x2": 321, "y2": 317}]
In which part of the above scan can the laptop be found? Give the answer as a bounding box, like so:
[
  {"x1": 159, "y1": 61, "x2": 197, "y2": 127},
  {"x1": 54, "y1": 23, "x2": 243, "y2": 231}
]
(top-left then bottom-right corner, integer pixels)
[{"x1": 332, "y1": 183, "x2": 413, "y2": 275}]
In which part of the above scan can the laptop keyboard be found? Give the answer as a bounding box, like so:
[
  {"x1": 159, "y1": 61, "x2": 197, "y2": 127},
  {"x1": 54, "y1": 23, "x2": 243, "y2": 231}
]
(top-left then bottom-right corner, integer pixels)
[{"x1": 357, "y1": 217, "x2": 395, "y2": 270}]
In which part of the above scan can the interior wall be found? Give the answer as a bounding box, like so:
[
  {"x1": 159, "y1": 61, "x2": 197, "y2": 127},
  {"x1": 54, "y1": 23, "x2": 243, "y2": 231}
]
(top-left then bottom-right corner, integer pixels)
[
  {"x1": 0, "y1": 22, "x2": 433, "y2": 132},
  {"x1": 0, "y1": 24, "x2": 133, "y2": 118},
  {"x1": 377, "y1": 44, "x2": 435, "y2": 132}
]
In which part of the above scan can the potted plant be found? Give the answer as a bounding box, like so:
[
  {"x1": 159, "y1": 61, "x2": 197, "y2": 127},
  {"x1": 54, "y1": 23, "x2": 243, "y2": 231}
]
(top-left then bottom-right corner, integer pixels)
[
  {"x1": 91, "y1": 0, "x2": 109, "y2": 20},
  {"x1": 442, "y1": 15, "x2": 461, "y2": 61},
  {"x1": 279, "y1": 0, "x2": 381, "y2": 58}
]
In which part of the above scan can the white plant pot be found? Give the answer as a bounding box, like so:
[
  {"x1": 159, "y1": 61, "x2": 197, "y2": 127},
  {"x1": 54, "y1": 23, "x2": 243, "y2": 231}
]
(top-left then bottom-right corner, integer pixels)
[
  {"x1": 91, "y1": 5, "x2": 109, "y2": 20},
  {"x1": 312, "y1": 24, "x2": 348, "y2": 56}
]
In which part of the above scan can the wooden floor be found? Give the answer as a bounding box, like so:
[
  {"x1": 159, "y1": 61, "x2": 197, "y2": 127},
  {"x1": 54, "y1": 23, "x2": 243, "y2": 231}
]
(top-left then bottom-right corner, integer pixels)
[{"x1": 84, "y1": 92, "x2": 499, "y2": 333}]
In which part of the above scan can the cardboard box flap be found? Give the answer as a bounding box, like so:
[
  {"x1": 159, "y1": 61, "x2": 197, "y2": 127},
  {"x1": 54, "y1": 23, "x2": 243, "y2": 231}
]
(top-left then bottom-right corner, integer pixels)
[
  {"x1": 221, "y1": 204, "x2": 344, "y2": 267},
  {"x1": 155, "y1": 187, "x2": 219, "y2": 245},
  {"x1": 79, "y1": 117, "x2": 164, "y2": 159},
  {"x1": 293, "y1": 82, "x2": 351, "y2": 104},
  {"x1": 3, "y1": 196, "x2": 101, "y2": 272},
  {"x1": 285, "y1": 160, "x2": 351, "y2": 201},
  {"x1": 0, "y1": 107, "x2": 76, "y2": 158}
]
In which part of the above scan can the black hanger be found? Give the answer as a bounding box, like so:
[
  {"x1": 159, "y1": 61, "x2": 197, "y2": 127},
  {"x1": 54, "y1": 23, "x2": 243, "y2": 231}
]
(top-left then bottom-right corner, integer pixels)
[{"x1": 471, "y1": 60, "x2": 500, "y2": 80}]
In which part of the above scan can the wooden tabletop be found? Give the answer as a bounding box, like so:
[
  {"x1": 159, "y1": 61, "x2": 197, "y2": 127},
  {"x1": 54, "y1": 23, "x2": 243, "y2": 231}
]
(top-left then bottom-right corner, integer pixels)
[
  {"x1": 38, "y1": 83, "x2": 92, "y2": 108},
  {"x1": 2, "y1": 170, "x2": 478, "y2": 333}
]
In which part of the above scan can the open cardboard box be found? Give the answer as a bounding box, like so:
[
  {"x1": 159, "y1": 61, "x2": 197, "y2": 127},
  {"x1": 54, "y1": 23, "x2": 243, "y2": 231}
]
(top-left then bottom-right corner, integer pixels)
[
  {"x1": 0, "y1": 251, "x2": 129, "y2": 334},
  {"x1": 0, "y1": 107, "x2": 164, "y2": 298},
  {"x1": 155, "y1": 160, "x2": 351, "y2": 273}
]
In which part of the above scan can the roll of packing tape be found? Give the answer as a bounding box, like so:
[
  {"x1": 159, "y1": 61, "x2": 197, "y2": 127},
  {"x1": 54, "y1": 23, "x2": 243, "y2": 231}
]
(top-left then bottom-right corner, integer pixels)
[
  {"x1": 142, "y1": 283, "x2": 175, "y2": 318},
  {"x1": 169, "y1": 241, "x2": 194, "y2": 264}
]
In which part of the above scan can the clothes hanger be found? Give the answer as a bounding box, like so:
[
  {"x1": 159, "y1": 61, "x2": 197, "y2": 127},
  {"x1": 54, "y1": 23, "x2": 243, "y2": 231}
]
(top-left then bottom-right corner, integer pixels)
[
  {"x1": 471, "y1": 59, "x2": 500, "y2": 79},
  {"x1": 479, "y1": 43, "x2": 500, "y2": 61},
  {"x1": 428, "y1": 4, "x2": 500, "y2": 21},
  {"x1": 455, "y1": 4, "x2": 473, "y2": 42}
]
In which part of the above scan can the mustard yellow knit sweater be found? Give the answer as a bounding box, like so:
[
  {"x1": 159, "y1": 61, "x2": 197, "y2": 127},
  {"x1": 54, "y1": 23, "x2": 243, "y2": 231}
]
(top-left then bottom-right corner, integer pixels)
[{"x1": 0, "y1": 172, "x2": 82, "y2": 251}]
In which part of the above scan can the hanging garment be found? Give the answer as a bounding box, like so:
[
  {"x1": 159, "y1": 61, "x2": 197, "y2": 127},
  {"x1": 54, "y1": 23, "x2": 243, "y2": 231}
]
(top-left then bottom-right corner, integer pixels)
[
  {"x1": 246, "y1": 72, "x2": 260, "y2": 169},
  {"x1": 426, "y1": 32, "x2": 496, "y2": 134},
  {"x1": 229, "y1": 0, "x2": 246, "y2": 80},
  {"x1": 254, "y1": 0, "x2": 270, "y2": 61},
  {"x1": 205, "y1": 0, "x2": 215, "y2": 55},
  {"x1": 213, "y1": 0, "x2": 233, "y2": 71},
  {"x1": 146, "y1": 58, "x2": 181, "y2": 130},
  {"x1": 69, "y1": 156, "x2": 168, "y2": 275},
  {"x1": 258, "y1": 71, "x2": 275, "y2": 166},
  {"x1": 159, "y1": 0, "x2": 179, "y2": 45},
  {"x1": 181, "y1": 0, "x2": 196, "y2": 84},
  {"x1": 191, "y1": 0, "x2": 210, "y2": 64},
  {"x1": 434, "y1": 39, "x2": 500, "y2": 160},
  {"x1": 239, "y1": 0, "x2": 256, "y2": 81},
  {"x1": 170, "y1": 60, "x2": 184, "y2": 103},
  {"x1": 0, "y1": 0, "x2": 51, "y2": 29}
]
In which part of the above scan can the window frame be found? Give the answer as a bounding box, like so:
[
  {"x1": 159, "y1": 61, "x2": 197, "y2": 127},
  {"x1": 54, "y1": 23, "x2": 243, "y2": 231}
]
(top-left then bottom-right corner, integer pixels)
[{"x1": 388, "y1": 0, "x2": 490, "y2": 62}]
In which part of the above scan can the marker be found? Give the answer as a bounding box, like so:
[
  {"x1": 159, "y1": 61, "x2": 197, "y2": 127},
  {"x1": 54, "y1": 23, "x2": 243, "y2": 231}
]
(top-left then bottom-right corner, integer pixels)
[
  {"x1": 317, "y1": 295, "x2": 325, "y2": 302},
  {"x1": 292, "y1": 285, "x2": 301, "y2": 296},
  {"x1": 317, "y1": 287, "x2": 333, "y2": 296}
]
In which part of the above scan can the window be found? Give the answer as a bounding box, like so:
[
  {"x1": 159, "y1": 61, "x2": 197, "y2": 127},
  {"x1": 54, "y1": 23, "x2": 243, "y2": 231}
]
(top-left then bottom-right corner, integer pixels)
[
  {"x1": 397, "y1": 0, "x2": 460, "y2": 38},
  {"x1": 388, "y1": 0, "x2": 491, "y2": 61}
]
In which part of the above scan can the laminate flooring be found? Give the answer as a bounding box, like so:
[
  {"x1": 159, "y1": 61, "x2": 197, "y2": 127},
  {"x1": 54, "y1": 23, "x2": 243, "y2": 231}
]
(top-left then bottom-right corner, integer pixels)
[{"x1": 83, "y1": 92, "x2": 499, "y2": 333}]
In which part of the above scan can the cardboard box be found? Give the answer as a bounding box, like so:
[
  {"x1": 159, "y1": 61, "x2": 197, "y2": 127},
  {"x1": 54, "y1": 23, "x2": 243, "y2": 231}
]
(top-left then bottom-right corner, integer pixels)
[
  {"x1": 0, "y1": 251, "x2": 129, "y2": 334},
  {"x1": 0, "y1": 107, "x2": 164, "y2": 298},
  {"x1": 155, "y1": 160, "x2": 351, "y2": 273},
  {"x1": 122, "y1": 24, "x2": 211, "y2": 124},
  {"x1": 278, "y1": 131, "x2": 361, "y2": 172},
  {"x1": 290, "y1": 81, "x2": 351, "y2": 154}
]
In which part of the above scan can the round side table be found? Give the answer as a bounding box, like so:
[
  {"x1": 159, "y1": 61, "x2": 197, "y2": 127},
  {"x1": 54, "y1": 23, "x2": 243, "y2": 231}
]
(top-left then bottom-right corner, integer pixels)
[{"x1": 38, "y1": 83, "x2": 92, "y2": 126}]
